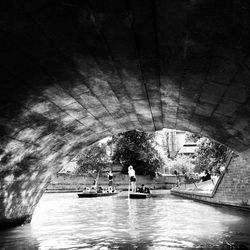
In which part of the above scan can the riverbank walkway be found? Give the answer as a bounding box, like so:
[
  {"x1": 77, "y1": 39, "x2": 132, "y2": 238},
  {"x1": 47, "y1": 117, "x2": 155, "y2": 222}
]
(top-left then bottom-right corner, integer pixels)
[{"x1": 172, "y1": 176, "x2": 219, "y2": 194}]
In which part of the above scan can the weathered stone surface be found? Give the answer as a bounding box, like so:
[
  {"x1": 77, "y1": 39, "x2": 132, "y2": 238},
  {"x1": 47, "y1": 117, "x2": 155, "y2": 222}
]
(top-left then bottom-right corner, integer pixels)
[{"x1": 1, "y1": 0, "x2": 250, "y2": 229}]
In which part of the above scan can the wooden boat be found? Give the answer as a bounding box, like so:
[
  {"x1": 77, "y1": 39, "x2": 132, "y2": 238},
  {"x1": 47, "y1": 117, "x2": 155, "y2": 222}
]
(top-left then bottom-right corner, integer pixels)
[
  {"x1": 77, "y1": 191, "x2": 118, "y2": 198},
  {"x1": 129, "y1": 192, "x2": 151, "y2": 199}
]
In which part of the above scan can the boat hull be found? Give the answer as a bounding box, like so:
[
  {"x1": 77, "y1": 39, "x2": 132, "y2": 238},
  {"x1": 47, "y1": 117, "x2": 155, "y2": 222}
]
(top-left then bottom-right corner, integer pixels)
[
  {"x1": 77, "y1": 192, "x2": 118, "y2": 198},
  {"x1": 129, "y1": 192, "x2": 151, "y2": 199}
]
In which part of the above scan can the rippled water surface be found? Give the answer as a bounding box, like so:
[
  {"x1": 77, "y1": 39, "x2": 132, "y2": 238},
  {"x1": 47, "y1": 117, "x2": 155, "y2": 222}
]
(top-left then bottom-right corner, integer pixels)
[{"x1": 1, "y1": 191, "x2": 250, "y2": 249}]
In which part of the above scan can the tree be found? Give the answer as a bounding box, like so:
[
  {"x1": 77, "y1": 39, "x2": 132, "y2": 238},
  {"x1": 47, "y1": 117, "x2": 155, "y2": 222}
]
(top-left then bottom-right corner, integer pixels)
[
  {"x1": 111, "y1": 130, "x2": 164, "y2": 176},
  {"x1": 76, "y1": 143, "x2": 110, "y2": 177},
  {"x1": 167, "y1": 155, "x2": 194, "y2": 175},
  {"x1": 185, "y1": 132, "x2": 201, "y2": 143},
  {"x1": 193, "y1": 137, "x2": 231, "y2": 173}
]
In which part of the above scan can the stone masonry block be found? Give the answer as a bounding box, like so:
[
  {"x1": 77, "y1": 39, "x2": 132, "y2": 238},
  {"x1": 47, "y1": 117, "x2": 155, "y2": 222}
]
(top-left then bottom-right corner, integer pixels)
[{"x1": 200, "y1": 82, "x2": 226, "y2": 105}]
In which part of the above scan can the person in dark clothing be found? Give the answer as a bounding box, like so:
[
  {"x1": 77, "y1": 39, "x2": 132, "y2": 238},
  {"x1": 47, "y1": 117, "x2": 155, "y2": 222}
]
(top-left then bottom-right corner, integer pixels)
[
  {"x1": 98, "y1": 186, "x2": 104, "y2": 193},
  {"x1": 107, "y1": 169, "x2": 113, "y2": 187},
  {"x1": 138, "y1": 184, "x2": 151, "y2": 194},
  {"x1": 91, "y1": 179, "x2": 97, "y2": 190},
  {"x1": 174, "y1": 170, "x2": 181, "y2": 186},
  {"x1": 139, "y1": 184, "x2": 145, "y2": 193},
  {"x1": 144, "y1": 187, "x2": 151, "y2": 194},
  {"x1": 215, "y1": 169, "x2": 221, "y2": 176},
  {"x1": 201, "y1": 170, "x2": 211, "y2": 182}
]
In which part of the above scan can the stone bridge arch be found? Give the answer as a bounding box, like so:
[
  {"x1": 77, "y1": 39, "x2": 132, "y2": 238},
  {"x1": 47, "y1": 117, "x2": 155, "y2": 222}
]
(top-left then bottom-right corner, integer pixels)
[{"x1": 1, "y1": 0, "x2": 250, "y2": 228}]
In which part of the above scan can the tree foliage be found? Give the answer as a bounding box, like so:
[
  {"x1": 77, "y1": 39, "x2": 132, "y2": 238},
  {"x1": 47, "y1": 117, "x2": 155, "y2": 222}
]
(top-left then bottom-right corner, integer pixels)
[
  {"x1": 76, "y1": 143, "x2": 109, "y2": 176},
  {"x1": 185, "y1": 132, "x2": 201, "y2": 143},
  {"x1": 167, "y1": 155, "x2": 194, "y2": 175},
  {"x1": 111, "y1": 130, "x2": 164, "y2": 176},
  {"x1": 193, "y1": 137, "x2": 231, "y2": 173}
]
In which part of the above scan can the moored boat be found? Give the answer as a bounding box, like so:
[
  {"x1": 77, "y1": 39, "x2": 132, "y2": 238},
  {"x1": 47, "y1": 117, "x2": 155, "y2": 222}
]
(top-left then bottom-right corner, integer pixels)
[
  {"x1": 77, "y1": 191, "x2": 118, "y2": 198},
  {"x1": 129, "y1": 192, "x2": 151, "y2": 199}
]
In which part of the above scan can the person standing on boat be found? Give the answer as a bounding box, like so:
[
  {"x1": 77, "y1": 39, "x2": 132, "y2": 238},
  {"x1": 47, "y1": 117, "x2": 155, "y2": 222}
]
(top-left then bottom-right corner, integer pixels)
[
  {"x1": 128, "y1": 165, "x2": 136, "y2": 192},
  {"x1": 91, "y1": 179, "x2": 97, "y2": 191},
  {"x1": 107, "y1": 169, "x2": 113, "y2": 192}
]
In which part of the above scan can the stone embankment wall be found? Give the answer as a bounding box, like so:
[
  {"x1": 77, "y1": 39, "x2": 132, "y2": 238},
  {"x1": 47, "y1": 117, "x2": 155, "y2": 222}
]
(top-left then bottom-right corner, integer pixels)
[
  {"x1": 171, "y1": 150, "x2": 250, "y2": 210},
  {"x1": 46, "y1": 173, "x2": 182, "y2": 192}
]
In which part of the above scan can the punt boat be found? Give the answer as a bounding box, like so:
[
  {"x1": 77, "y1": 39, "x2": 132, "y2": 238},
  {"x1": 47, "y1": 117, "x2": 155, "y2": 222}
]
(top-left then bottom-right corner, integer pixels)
[
  {"x1": 77, "y1": 191, "x2": 118, "y2": 198},
  {"x1": 129, "y1": 192, "x2": 151, "y2": 199}
]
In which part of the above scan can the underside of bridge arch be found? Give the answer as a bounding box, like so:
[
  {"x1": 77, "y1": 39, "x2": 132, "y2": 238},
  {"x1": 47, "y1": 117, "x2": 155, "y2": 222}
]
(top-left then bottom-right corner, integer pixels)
[{"x1": 1, "y1": 0, "x2": 250, "y2": 228}]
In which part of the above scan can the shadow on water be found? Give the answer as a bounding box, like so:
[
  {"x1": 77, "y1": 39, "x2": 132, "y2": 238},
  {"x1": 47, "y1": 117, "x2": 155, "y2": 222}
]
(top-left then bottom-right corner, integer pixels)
[{"x1": 0, "y1": 226, "x2": 40, "y2": 250}]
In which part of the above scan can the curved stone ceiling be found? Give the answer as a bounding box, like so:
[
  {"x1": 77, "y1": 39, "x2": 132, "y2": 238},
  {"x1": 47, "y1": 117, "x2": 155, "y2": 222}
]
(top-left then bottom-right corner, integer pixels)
[{"x1": 1, "y1": 0, "x2": 250, "y2": 226}]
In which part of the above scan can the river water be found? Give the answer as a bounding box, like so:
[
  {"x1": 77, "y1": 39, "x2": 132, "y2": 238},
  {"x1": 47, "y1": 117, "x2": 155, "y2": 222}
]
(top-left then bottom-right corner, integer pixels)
[{"x1": 0, "y1": 191, "x2": 250, "y2": 250}]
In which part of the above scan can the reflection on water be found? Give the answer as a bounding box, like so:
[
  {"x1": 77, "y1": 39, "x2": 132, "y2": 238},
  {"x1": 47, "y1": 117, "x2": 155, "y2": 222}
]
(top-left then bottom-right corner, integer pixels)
[{"x1": 0, "y1": 190, "x2": 250, "y2": 249}]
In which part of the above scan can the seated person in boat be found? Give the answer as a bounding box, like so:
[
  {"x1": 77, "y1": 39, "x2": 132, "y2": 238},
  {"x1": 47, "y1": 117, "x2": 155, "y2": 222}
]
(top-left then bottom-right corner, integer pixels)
[
  {"x1": 144, "y1": 187, "x2": 151, "y2": 194},
  {"x1": 107, "y1": 186, "x2": 113, "y2": 193},
  {"x1": 107, "y1": 186, "x2": 116, "y2": 193},
  {"x1": 83, "y1": 187, "x2": 90, "y2": 192},
  {"x1": 138, "y1": 184, "x2": 151, "y2": 194},
  {"x1": 97, "y1": 186, "x2": 104, "y2": 193},
  {"x1": 138, "y1": 184, "x2": 145, "y2": 193}
]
